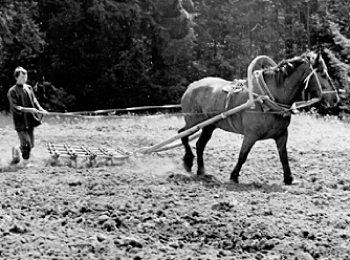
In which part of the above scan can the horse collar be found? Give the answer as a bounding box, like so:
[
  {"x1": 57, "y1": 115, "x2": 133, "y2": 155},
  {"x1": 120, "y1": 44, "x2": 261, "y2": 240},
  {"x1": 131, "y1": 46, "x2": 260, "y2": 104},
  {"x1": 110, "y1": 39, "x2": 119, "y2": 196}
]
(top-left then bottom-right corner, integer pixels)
[{"x1": 254, "y1": 70, "x2": 275, "y2": 101}]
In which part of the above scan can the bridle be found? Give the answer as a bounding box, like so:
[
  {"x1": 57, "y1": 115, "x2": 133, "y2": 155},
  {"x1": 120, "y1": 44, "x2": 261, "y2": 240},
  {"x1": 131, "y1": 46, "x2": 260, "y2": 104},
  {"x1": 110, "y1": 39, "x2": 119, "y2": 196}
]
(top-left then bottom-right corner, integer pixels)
[
  {"x1": 302, "y1": 67, "x2": 322, "y2": 107},
  {"x1": 250, "y1": 56, "x2": 339, "y2": 113},
  {"x1": 295, "y1": 58, "x2": 338, "y2": 109}
]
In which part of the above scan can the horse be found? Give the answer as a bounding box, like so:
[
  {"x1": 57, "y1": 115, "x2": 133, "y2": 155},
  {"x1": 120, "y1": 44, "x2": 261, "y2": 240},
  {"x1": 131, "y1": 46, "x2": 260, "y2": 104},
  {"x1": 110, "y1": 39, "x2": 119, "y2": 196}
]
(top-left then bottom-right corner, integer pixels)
[{"x1": 178, "y1": 51, "x2": 340, "y2": 185}]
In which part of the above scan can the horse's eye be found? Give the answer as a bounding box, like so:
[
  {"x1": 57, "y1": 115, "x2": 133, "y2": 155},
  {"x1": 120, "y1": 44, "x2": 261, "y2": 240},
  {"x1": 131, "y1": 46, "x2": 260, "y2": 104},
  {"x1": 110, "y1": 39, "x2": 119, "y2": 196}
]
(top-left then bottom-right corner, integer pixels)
[{"x1": 317, "y1": 68, "x2": 326, "y2": 77}]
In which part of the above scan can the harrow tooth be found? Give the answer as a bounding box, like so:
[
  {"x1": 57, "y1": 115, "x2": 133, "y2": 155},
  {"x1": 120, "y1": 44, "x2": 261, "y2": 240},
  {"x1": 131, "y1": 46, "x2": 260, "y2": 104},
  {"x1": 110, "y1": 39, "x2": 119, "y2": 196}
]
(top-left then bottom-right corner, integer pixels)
[{"x1": 47, "y1": 142, "x2": 61, "y2": 159}]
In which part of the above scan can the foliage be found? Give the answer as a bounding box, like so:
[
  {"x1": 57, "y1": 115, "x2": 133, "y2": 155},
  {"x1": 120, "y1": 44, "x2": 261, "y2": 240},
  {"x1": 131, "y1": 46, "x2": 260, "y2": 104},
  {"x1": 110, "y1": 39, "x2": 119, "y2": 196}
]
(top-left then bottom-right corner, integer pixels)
[
  {"x1": 1, "y1": 0, "x2": 350, "y2": 113},
  {"x1": 0, "y1": 0, "x2": 45, "y2": 108},
  {"x1": 325, "y1": 21, "x2": 350, "y2": 112}
]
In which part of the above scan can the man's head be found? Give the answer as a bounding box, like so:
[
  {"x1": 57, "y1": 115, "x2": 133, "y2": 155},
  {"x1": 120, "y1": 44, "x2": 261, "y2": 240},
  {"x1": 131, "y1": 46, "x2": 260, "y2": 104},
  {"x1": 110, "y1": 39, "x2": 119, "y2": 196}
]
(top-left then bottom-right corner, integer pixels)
[{"x1": 14, "y1": 66, "x2": 28, "y2": 85}]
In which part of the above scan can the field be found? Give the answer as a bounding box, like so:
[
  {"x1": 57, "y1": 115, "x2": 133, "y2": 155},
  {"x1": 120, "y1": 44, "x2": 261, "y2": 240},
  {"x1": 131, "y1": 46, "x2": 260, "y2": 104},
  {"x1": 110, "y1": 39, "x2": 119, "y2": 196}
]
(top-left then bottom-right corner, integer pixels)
[{"x1": 1, "y1": 112, "x2": 350, "y2": 260}]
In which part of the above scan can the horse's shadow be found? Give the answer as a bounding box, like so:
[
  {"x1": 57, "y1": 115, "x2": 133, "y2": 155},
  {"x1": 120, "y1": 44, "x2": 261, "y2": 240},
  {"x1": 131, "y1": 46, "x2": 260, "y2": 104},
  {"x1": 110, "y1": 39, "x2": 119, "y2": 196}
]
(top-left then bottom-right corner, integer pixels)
[
  {"x1": 167, "y1": 172, "x2": 222, "y2": 188},
  {"x1": 166, "y1": 172, "x2": 287, "y2": 193},
  {"x1": 223, "y1": 180, "x2": 287, "y2": 193}
]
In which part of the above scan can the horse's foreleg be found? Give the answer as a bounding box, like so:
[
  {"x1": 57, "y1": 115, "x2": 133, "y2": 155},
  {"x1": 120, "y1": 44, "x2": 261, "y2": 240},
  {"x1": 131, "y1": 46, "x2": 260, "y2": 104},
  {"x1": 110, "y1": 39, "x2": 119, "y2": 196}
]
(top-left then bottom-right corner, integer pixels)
[
  {"x1": 179, "y1": 127, "x2": 195, "y2": 172},
  {"x1": 275, "y1": 131, "x2": 293, "y2": 185},
  {"x1": 230, "y1": 135, "x2": 257, "y2": 183},
  {"x1": 196, "y1": 125, "x2": 216, "y2": 175}
]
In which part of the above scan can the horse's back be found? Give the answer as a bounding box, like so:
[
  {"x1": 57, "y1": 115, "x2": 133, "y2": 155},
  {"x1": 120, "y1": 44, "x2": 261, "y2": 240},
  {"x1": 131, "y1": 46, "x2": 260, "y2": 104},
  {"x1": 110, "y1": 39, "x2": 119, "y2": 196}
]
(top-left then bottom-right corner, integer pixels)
[
  {"x1": 181, "y1": 77, "x2": 250, "y2": 132},
  {"x1": 181, "y1": 77, "x2": 231, "y2": 113}
]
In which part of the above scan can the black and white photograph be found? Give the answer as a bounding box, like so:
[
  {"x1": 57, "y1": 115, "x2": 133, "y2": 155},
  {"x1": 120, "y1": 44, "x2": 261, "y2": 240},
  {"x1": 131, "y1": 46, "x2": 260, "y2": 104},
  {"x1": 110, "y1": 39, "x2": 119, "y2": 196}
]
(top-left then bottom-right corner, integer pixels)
[{"x1": 1, "y1": 0, "x2": 350, "y2": 259}]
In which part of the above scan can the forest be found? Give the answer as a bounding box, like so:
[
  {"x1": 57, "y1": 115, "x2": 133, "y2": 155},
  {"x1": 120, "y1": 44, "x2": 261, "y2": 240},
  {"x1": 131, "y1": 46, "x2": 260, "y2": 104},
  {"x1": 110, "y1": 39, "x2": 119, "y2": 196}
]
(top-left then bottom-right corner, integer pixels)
[{"x1": 1, "y1": 0, "x2": 350, "y2": 112}]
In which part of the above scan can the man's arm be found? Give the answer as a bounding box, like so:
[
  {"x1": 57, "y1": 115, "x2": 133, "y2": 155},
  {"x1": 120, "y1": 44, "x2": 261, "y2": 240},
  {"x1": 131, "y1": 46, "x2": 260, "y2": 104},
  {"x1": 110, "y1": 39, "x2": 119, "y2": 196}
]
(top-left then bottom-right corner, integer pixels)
[
  {"x1": 32, "y1": 96, "x2": 48, "y2": 114},
  {"x1": 20, "y1": 85, "x2": 48, "y2": 114},
  {"x1": 33, "y1": 94, "x2": 44, "y2": 111},
  {"x1": 7, "y1": 89, "x2": 23, "y2": 115},
  {"x1": 29, "y1": 86, "x2": 47, "y2": 112}
]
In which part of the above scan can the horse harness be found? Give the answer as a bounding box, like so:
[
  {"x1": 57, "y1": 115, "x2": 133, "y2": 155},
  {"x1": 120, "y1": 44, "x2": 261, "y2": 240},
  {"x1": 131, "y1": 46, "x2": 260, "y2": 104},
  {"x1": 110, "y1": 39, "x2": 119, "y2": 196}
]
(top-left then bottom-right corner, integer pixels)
[
  {"x1": 223, "y1": 79, "x2": 246, "y2": 111},
  {"x1": 223, "y1": 60, "x2": 338, "y2": 117}
]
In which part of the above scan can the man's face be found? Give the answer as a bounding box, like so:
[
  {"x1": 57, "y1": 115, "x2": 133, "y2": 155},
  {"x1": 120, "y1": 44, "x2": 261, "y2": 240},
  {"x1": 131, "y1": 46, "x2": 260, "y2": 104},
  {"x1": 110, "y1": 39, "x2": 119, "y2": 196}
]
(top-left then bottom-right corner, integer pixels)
[{"x1": 16, "y1": 71, "x2": 28, "y2": 85}]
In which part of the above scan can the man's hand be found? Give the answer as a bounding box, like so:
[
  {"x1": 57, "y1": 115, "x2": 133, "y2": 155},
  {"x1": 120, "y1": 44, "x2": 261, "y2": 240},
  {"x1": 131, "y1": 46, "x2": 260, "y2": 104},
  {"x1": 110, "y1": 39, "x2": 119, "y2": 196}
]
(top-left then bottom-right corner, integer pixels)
[
  {"x1": 39, "y1": 109, "x2": 49, "y2": 114},
  {"x1": 18, "y1": 107, "x2": 39, "y2": 114},
  {"x1": 17, "y1": 106, "x2": 49, "y2": 114},
  {"x1": 27, "y1": 108, "x2": 39, "y2": 114}
]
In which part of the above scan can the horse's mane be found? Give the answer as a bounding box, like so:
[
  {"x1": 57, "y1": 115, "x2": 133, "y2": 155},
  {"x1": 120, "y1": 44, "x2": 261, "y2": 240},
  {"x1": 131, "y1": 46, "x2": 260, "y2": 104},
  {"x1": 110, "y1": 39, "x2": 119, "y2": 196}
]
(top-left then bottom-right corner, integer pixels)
[
  {"x1": 270, "y1": 55, "x2": 307, "y2": 75},
  {"x1": 264, "y1": 54, "x2": 309, "y2": 86}
]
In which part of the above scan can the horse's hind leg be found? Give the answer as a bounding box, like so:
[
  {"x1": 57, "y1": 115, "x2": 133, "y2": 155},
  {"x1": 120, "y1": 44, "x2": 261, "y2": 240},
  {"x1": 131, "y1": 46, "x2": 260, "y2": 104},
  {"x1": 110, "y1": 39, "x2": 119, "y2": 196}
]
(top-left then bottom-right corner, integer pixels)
[
  {"x1": 274, "y1": 131, "x2": 293, "y2": 185},
  {"x1": 230, "y1": 135, "x2": 257, "y2": 183},
  {"x1": 179, "y1": 127, "x2": 195, "y2": 172},
  {"x1": 196, "y1": 124, "x2": 216, "y2": 175}
]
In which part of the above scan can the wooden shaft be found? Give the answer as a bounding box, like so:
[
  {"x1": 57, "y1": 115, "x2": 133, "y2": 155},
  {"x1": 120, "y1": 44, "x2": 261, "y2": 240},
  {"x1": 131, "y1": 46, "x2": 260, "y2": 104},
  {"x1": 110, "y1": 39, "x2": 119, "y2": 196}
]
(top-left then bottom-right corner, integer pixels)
[
  {"x1": 135, "y1": 100, "x2": 255, "y2": 155},
  {"x1": 153, "y1": 131, "x2": 201, "y2": 153}
]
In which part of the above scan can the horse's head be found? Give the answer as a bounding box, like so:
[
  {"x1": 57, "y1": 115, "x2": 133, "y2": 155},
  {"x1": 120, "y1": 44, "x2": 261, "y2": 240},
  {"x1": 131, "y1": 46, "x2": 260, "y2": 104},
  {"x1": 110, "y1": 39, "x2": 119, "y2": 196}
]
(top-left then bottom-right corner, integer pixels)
[
  {"x1": 265, "y1": 51, "x2": 340, "y2": 108},
  {"x1": 305, "y1": 51, "x2": 340, "y2": 109}
]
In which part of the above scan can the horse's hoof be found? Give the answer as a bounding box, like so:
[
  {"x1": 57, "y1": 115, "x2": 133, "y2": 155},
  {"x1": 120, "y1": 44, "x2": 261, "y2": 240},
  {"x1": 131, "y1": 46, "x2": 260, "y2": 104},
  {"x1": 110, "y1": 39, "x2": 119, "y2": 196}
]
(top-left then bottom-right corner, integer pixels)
[
  {"x1": 230, "y1": 175, "x2": 239, "y2": 184},
  {"x1": 183, "y1": 156, "x2": 194, "y2": 172},
  {"x1": 183, "y1": 162, "x2": 192, "y2": 172},
  {"x1": 284, "y1": 176, "x2": 293, "y2": 185},
  {"x1": 197, "y1": 168, "x2": 205, "y2": 176}
]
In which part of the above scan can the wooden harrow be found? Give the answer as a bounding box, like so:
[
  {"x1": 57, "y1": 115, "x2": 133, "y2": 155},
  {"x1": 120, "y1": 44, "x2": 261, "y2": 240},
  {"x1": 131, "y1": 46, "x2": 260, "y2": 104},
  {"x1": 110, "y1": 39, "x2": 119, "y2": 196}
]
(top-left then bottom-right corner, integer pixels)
[{"x1": 47, "y1": 143, "x2": 129, "y2": 167}]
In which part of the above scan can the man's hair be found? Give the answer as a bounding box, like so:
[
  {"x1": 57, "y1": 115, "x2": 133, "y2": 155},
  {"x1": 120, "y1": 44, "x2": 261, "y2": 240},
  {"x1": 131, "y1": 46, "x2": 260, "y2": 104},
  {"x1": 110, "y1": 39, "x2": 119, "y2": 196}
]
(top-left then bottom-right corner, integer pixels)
[{"x1": 14, "y1": 66, "x2": 27, "y2": 79}]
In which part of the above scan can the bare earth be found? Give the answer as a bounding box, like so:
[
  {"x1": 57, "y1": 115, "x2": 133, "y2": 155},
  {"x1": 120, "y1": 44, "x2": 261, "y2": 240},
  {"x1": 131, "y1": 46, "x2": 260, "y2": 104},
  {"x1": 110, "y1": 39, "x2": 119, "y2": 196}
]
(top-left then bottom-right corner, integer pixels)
[{"x1": 0, "y1": 113, "x2": 350, "y2": 260}]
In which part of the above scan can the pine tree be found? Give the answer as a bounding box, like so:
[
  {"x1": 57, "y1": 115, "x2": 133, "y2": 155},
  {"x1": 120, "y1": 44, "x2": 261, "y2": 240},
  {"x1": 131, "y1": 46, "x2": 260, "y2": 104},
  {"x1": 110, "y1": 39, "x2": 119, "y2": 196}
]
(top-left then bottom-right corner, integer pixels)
[
  {"x1": 0, "y1": 0, "x2": 45, "y2": 110},
  {"x1": 151, "y1": 0, "x2": 196, "y2": 67},
  {"x1": 145, "y1": 0, "x2": 196, "y2": 102},
  {"x1": 327, "y1": 21, "x2": 350, "y2": 93}
]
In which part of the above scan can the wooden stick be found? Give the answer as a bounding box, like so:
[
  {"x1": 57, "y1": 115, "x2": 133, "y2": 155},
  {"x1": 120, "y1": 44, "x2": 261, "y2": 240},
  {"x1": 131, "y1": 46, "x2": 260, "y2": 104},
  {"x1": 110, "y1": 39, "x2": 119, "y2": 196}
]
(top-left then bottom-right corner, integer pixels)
[
  {"x1": 134, "y1": 100, "x2": 256, "y2": 155},
  {"x1": 153, "y1": 131, "x2": 201, "y2": 153}
]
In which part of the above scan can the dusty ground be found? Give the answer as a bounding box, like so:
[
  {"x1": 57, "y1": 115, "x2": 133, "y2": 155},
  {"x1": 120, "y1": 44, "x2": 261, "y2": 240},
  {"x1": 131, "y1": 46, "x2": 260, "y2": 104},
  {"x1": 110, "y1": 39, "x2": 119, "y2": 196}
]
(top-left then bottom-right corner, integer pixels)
[{"x1": 1, "y1": 112, "x2": 350, "y2": 260}]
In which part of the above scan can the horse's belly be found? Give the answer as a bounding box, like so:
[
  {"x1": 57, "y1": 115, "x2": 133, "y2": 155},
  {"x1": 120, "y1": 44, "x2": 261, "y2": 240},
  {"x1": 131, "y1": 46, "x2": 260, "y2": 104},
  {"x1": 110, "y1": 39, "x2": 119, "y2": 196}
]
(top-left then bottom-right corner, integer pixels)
[
  {"x1": 241, "y1": 112, "x2": 291, "y2": 139},
  {"x1": 216, "y1": 114, "x2": 244, "y2": 134}
]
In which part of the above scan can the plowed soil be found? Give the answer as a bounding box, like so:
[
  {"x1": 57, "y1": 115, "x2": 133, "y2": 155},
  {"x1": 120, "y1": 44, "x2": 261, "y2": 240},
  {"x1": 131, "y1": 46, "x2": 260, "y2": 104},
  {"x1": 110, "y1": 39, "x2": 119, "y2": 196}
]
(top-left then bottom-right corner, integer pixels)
[{"x1": 1, "y1": 113, "x2": 350, "y2": 260}]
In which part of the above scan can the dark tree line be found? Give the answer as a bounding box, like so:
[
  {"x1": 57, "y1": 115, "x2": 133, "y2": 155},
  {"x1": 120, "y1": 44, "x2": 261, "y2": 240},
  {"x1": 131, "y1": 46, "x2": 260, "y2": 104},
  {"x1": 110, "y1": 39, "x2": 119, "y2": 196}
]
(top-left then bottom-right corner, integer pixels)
[{"x1": 1, "y1": 0, "x2": 350, "y2": 112}]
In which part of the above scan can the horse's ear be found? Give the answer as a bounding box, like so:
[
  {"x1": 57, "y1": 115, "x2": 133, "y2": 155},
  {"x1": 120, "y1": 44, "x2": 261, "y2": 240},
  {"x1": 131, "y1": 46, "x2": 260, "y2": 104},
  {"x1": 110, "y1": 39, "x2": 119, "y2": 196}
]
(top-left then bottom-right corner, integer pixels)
[
  {"x1": 315, "y1": 52, "x2": 322, "y2": 63},
  {"x1": 306, "y1": 51, "x2": 317, "y2": 66},
  {"x1": 315, "y1": 52, "x2": 327, "y2": 72}
]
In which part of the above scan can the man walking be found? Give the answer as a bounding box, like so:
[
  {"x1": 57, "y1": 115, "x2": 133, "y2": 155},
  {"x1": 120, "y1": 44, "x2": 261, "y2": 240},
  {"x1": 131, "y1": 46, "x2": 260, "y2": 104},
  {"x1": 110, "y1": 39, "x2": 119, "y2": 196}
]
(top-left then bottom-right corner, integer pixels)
[{"x1": 7, "y1": 66, "x2": 48, "y2": 166}]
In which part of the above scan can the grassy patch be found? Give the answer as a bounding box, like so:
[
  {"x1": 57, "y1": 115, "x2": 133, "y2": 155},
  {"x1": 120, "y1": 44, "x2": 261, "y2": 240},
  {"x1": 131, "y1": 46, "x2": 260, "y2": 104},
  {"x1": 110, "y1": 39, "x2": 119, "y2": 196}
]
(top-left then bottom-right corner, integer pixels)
[{"x1": 0, "y1": 112, "x2": 12, "y2": 128}]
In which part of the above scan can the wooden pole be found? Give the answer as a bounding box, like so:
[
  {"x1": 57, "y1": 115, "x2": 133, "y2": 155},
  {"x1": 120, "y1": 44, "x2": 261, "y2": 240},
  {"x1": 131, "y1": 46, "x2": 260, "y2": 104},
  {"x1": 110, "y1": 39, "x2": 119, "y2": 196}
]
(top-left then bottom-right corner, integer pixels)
[
  {"x1": 153, "y1": 131, "x2": 202, "y2": 153},
  {"x1": 134, "y1": 99, "x2": 257, "y2": 155}
]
